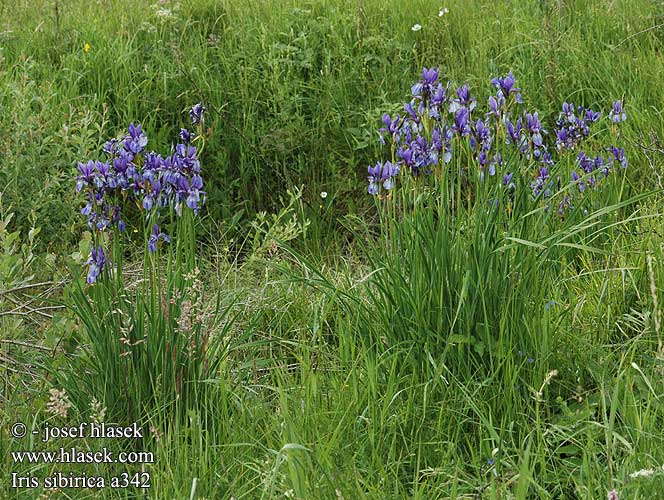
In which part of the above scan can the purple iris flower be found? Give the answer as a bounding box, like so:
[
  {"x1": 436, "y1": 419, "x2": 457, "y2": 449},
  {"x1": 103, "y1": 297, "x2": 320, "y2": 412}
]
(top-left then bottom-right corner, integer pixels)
[
  {"x1": 488, "y1": 96, "x2": 499, "y2": 116},
  {"x1": 487, "y1": 94, "x2": 505, "y2": 119},
  {"x1": 506, "y1": 118, "x2": 524, "y2": 150},
  {"x1": 148, "y1": 224, "x2": 171, "y2": 253},
  {"x1": 189, "y1": 174, "x2": 202, "y2": 191},
  {"x1": 186, "y1": 190, "x2": 203, "y2": 211},
  {"x1": 487, "y1": 153, "x2": 502, "y2": 176},
  {"x1": 112, "y1": 152, "x2": 130, "y2": 174},
  {"x1": 593, "y1": 155, "x2": 609, "y2": 177},
  {"x1": 571, "y1": 171, "x2": 585, "y2": 192},
  {"x1": 381, "y1": 161, "x2": 400, "y2": 189},
  {"x1": 421, "y1": 67, "x2": 439, "y2": 85},
  {"x1": 478, "y1": 152, "x2": 488, "y2": 171},
  {"x1": 526, "y1": 112, "x2": 544, "y2": 147},
  {"x1": 76, "y1": 160, "x2": 97, "y2": 192},
  {"x1": 124, "y1": 123, "x2": 148, "y2": 154},
  {"x1": 190, "y1": 103, "x2": 206, "y2": 125},
  {"x1": 410, "y1": 136, "x2": 435, "y2": 173},
  {"x1": 404, "y1": 101, "x2": 419, "y2": 122},
  {"x1": 86, "y1": 246, "x2": 106, "y2": 284},
  {"x1": 411, "y1": 67, "x2": 440, "y2": 103},
  {"x1": 456, "y1": 85, "x2": 474, "y2": 108},
  {"x1": 531, "y1": 166, "x2": 551, "y2": 198},
  {"x1": 367, "y1": 161, "x2": 399, "y2": 194},
  {"x1": 577, "y1": 151, "x2": 595, "y2": 174},
  {"x1": 367, "y1": 162, "x2": 381, "y2": 195},
  {"x1": 431, "y1": 83, "x2": 447, "y2": 107},
  {"x1": 397, "y1": 146, "x2": 414, "y2": 167},
  {"x1": 539, "y1": 151, "x2": 554, "y2": 167},
  {"x1": 379, "y1": 114, "x2": 403, "y2": 144},
  {"x1": 474, "y1": 119, "x2": 491, "y2": 150},
  {"x1": 143, "y1": 152, "x2": 160, "y2": 173},
  {"x1": 608, "y1": 146, "x2": 627, "y2": 168},
  {"x1": 561, "y1": 102, "x2": 575, "y2": 122},
  {"x1": 81, "y1": 202, "x2": 93, "y2": 217},
  {"x1": 555, "y1": 103, "x2": 601, "y2": 152},
  {"x1": 574, "y1": 116, "x2": 590, "y2": 137},
  {"x1": 609, "y1": 100, "x2": 626, "y2": 123},
  {"x1": 103, "y1": 138, "x2": 119, "y2": 156},
  {"x1": 454, "y1": 108, "x2": 471, "y2": 136},
  {"x1": 490, "y1": 72, "x2": 523, "y2": 103},
  {"x1": 143, "y1": 195, "x2": 155, "y2": 210},
  {"x1": 175, "y1": 143, "x2": 201, "y2": 174},
  {"x1": 555, "y1": 127, "x2": 571, "y2": 151},
  {"x1": 128, "y1": 123, "x2": 145, "y2": 142},
  {"x1": 431, "y1": 127, "x2": 443, "y2": 151},
  {"x1": 449, "y1": 84, "x2": 476, "y2": 113},
  {"x1": 503, "y1": 172, "x2": 515, "y2": 190},
  {"x1": 179, "y1": 128, "x2": 194, "y2": 143},
  {"x1": 584, "y1": 108, "x2": 601, "y2": 123}
]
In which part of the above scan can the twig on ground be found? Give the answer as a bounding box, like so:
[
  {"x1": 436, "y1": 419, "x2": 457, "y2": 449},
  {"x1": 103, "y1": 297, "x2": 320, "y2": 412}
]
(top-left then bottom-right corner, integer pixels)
[{"x1": 0, "y1": 339, "x2": 52, "y2": 352}]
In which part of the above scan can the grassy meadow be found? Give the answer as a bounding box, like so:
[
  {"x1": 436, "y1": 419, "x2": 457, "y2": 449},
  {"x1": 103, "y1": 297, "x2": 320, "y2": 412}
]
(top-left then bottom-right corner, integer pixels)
[{"x1": 1, "y1": 0, "x2": 664, "y2": 498}]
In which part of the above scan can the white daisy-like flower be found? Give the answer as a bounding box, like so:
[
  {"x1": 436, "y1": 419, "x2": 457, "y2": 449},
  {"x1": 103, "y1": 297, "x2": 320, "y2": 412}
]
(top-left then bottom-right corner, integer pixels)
[
  {"x1": 439, "y1": 7, "x2": 449, "y2": 16},
  {"x1": 411, "y1": 24, "x2": 422, "y2": 32},
  {"x1": 320, "y1": 191, "x2": 328, "y2": 199}
]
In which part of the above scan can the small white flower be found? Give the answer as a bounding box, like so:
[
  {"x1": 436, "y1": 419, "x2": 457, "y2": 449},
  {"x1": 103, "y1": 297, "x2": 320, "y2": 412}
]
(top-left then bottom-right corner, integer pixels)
[
  {"x1": 156, "y1": 8, "x2": 173, "y2": 18},
  {"x1": 411, "y1": 24, "x2": 422, "y2": 32},
  {"x1": 629, "y1": 468, "x2": 657, "y2": 479},
  {"x1": 320, "y1": 191, "x2": 328, "y2": 199},
  {"x1": 439, "y1": 7, "x2": 449, "y2": 16}
]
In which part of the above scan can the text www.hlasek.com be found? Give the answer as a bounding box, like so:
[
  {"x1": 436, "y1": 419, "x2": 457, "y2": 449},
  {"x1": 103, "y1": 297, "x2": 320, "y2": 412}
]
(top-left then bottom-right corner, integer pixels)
[{"x1": 12, "y1": 448, "x2": 154, "y2": 464}]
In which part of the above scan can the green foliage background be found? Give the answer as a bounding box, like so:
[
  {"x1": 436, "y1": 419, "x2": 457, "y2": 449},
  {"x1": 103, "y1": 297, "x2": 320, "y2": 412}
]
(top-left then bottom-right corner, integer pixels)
[{"x1": 1, "y1": 0, "x2": 664, "y2": 499}]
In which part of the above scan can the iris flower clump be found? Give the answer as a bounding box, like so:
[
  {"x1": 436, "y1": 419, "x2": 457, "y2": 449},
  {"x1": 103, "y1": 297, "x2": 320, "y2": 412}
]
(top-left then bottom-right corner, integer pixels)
[
  {"x1": 75, "y1": 104, "x2": 207, "y2": 283},
  {"x1": 359, "y1": 68, "x2": 636, "y2": 377},
  {"x1": 64, "y1": 104, "x2": 221, "y2": 422},
  {"x1": 369, "y1": 68, "x2": 627, "y2": 218}
]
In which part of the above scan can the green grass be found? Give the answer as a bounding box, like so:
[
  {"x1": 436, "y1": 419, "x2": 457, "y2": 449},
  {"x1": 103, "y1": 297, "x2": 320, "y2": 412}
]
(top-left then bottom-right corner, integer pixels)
[{"x1": 2, "y1": 0, "x2": 664, "y2": 498}]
